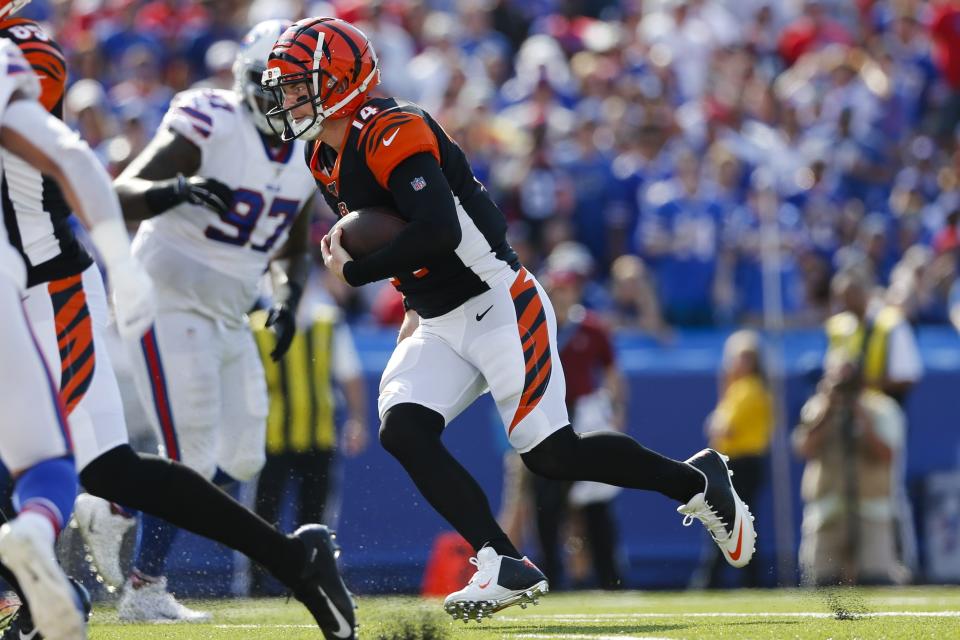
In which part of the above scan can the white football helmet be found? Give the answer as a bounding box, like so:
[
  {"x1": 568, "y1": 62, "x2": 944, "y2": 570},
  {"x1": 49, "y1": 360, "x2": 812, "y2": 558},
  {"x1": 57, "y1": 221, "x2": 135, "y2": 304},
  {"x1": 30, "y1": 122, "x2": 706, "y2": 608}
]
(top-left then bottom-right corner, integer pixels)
[{"x1": 233, "y1": 19, "x2": 292, "y2": 135}]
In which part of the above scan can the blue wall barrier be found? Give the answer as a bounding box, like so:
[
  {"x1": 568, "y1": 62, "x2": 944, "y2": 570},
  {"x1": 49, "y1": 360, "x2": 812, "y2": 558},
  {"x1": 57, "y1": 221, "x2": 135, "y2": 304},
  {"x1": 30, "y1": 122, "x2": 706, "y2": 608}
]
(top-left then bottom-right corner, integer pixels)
[{"x1": 158, "y1": 327, "x2": 960, "y2": 595}]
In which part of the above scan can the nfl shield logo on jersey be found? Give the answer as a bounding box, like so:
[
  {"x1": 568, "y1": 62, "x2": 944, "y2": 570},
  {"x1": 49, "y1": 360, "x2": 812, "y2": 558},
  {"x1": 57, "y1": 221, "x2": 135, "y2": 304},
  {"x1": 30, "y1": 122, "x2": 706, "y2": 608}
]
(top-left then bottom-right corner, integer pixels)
[{"x1": 410, "y1": 176, "x2": 427, "y2": 191}]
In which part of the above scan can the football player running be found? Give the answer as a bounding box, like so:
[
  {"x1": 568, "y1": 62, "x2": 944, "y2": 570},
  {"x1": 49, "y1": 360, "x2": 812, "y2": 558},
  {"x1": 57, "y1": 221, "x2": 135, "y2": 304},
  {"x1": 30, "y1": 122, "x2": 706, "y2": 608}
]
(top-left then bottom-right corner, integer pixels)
[
  {"x1": 264, "y1": 17, "x2": 756, "y2": 621},
  {"x1": 0, "y1": 7, "x2": 354, "y2": 638},
  {"x1": 0, "y1": 30, "x2": 152, "y2": 640},
  {"x1": 108, "y1": 19, "x2": 321, "y2": 622}
]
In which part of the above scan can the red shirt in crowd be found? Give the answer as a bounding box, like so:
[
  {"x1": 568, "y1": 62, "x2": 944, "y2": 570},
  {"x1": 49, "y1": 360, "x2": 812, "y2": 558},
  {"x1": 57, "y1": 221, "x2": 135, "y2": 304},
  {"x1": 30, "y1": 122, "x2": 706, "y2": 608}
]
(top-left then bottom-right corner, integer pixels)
[
  {"x1": 557, "y1": 308, "x2": 615, "y2": 407},
  {"x1": 777, "y1": 15, "x2": 854, "y2": 66},
  {"x1": 931, "y1": 3, "x2": 960, "y2": 90}
]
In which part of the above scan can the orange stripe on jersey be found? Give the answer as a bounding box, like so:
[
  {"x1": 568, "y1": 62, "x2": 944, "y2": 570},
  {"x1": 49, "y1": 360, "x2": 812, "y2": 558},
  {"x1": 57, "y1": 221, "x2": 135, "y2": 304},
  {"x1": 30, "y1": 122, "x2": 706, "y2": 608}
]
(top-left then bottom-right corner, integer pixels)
[
  {"x1": 61, "y1": 354, "x2": 94, "y2": 413},
  {"x1": 47, "y1": 273, "x2": 80, "y2": 293},
  {"x1": 508, "y1": 268, "x2": 553, "y2": 433},
  {"x1": 360, "y1": 111, "x2": 440, "y2": 189},
  {"x1": 46, "y1": 274, "x2": 95, "y2": 415},
  {"x1": 52, "y1": 290, "x2": 85, "y2": 334}
]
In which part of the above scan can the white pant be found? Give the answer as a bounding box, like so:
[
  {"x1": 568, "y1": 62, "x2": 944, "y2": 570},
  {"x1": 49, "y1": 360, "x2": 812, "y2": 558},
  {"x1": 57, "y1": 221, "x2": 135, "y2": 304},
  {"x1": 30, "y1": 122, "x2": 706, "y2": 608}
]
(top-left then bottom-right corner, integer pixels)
[
  {"x1": 0, "y1": 275, "x2": 71, "y2": 473},
  {"x1": 379, "y1": 268, "x2": 569, "y2": 453},
  {"x1": 21, "y1": 265, "x2": 128, "y2": 471},
  {"x1": 127, "y1": 310, "x2": 268, "y2": 481}
]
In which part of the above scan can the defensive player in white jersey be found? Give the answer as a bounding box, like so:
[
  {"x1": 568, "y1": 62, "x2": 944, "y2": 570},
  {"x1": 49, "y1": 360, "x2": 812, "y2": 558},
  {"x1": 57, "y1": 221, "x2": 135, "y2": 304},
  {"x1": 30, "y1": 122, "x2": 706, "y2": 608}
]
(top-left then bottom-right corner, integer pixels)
[
  {"x1": 107, "y1": 19, "x2": 318, "y2": 621},
  {"x1": 0, "y1": 8, "x2": 355, "y2": 637},
  {"x1": 0, "y1": 34, "x2": 155, "y2": 640}
]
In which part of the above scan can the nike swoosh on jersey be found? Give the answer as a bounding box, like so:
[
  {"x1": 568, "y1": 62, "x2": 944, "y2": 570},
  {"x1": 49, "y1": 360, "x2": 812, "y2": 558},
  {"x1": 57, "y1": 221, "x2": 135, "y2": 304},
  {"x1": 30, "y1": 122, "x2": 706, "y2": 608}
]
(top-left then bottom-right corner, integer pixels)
[
  {"x1": 383, "y1": 129, "x2": 399, "y2": 147},
  {"x1": 475, "y1": 305, "x2": 494, "y2": 321}
]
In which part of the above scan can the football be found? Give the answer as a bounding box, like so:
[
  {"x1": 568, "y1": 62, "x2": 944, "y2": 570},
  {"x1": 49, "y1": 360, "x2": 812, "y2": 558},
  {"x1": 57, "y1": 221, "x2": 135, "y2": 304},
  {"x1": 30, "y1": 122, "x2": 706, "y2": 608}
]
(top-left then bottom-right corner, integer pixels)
[{"x1": 331, "y1": 206, "x2": 407, "y2": 260}]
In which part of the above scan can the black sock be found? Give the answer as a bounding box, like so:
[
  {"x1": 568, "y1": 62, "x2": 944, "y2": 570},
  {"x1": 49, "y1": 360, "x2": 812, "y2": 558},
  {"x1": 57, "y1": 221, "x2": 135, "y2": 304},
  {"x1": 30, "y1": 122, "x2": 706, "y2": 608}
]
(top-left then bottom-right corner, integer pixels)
[
  {"x1": 380, "y1": 403, "x2": 520, "y2": 558},
  {"x1": 521, "y1": 426, "x2": 705, "y2": 503},
  {"x1": 80, "y1": 445, "x2": 305, "y2": 585}
]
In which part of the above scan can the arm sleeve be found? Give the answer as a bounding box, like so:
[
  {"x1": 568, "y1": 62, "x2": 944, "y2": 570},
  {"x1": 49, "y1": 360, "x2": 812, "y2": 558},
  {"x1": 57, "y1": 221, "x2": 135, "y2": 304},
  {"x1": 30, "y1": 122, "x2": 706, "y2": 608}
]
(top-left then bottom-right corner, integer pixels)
[{"x1": 342, "y1": 152, "x2": 462, "y2": 286}]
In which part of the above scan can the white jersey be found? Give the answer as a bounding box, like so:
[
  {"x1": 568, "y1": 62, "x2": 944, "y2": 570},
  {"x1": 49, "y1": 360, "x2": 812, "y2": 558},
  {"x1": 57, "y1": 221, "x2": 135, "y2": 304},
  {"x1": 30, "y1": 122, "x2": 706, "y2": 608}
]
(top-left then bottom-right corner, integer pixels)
[
  {"x1": 132, "y1": 88, "x2": 316, "y2": 326},
  {"x1": 0, "y1": 38, "x2": 40, "y2": 289}
]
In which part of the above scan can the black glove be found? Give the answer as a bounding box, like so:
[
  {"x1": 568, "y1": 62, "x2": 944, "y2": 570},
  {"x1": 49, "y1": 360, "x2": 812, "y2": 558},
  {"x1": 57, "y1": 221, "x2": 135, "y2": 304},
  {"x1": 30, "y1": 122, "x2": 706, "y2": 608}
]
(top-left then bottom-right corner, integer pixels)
[
  {"x1": 144, "y1": 173, "x2": 235, "y2": 217},
  {"x1": 178, "y1": 174, "x2": 234, "y2": 216},
  {"x1": 266, "y1": 303, "x2": 296, "y2": 361},
  {"x1": 266, "y1": 281, "x2": 302, "y2": 361}
]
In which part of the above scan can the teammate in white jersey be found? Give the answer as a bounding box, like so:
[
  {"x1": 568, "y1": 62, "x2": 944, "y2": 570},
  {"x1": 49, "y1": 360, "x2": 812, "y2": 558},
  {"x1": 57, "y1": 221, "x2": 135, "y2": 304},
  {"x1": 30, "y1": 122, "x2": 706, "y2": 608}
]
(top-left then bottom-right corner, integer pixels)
[
  {"x1": 0, "y1": 11, "x2": 354, "y2": 638},
  {"x1": 109, "y1": 19, "x2": 319, "y2": 621},
  {"x1": 0, "y1": 34, "x2": 155, "y2": 640}
]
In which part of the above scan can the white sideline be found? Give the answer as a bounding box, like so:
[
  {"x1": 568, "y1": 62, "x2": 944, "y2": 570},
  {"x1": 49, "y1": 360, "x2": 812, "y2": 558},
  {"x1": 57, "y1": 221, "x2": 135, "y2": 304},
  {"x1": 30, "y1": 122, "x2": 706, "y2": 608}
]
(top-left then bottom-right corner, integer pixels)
[
  {"x1": 498, "y1": 611, "x2": 960, "y2": 621},
  {"x1": 515, "y1": 635, "x2": 673, "y2": 640},
  {"x1": 210, "y1": 610, "x2": 960, "y2": 630}
]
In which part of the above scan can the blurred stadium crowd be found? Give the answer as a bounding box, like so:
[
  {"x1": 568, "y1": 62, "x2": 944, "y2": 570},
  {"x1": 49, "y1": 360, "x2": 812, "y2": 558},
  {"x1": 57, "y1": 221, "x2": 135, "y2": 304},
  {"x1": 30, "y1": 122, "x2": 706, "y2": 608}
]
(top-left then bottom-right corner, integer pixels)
[
  {"x1": 0, "y1": 0, "x2": 951, "y2": 603},
  {"x1": 20, "y1": 0, "x2": 960, "y2": 332},
  {"x1": 0, "y1": 0, "x2": 960, "y2": 591}
]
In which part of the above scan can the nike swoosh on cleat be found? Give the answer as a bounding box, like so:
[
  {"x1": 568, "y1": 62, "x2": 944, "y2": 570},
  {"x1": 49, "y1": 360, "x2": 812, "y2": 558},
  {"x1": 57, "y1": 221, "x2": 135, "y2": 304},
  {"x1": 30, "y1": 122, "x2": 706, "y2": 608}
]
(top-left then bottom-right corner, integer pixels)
[
  {"x1": 728, "y1": 520, "x2": 744, "y2": 562},
  {"x1": 19, "y1": 629, "x2": 39, "y2": 640},
  {"x1": 317, "y1": 585, "x2": 352, "y2": 638},
  {"x1": 478, "y1": 579, "x2": 492, "y2": 589},
  {"x1": 383, "y1": 130, "x2": 399, "y2": 147}
]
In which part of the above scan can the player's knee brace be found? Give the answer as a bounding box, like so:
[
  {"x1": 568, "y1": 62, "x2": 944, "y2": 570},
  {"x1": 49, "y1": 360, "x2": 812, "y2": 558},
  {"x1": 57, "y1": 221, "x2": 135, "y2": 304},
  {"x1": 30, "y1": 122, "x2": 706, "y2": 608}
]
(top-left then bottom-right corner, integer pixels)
[
  {"x1": 379, "y1": 403, "x2": 445, "y2": 461},
  {"x1": 521, "y1": 425, "x2": 579, "y2": 479}
]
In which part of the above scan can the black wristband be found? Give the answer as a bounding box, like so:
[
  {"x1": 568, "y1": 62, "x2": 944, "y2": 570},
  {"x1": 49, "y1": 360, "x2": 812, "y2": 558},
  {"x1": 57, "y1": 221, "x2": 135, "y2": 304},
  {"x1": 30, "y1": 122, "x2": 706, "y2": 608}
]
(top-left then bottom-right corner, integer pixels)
[
  {"x1": 342, "y1": 260, "x2": 364, "y2": 287},
  {"x1": 144, "y1": 174, "x2": 188, "y2": 215}
]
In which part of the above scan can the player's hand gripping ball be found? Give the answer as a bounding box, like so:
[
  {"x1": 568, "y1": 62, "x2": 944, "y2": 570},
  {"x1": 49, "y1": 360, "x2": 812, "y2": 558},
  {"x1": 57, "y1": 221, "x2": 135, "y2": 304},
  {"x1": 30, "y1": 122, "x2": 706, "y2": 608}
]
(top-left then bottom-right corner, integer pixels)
[{"x1": 322, "y1": 207, "x2": 407, "y2": 283}]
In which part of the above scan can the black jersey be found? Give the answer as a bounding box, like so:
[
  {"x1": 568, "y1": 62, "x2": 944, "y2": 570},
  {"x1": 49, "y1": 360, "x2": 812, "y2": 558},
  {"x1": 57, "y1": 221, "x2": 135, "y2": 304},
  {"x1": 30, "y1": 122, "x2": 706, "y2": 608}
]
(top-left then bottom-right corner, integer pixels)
[
  {"x1": 307, "y1": 97, "x2": 518, "y2": 318},
  {"x1": 0, "y1": 19, "x2": 92, "y2": 287}
]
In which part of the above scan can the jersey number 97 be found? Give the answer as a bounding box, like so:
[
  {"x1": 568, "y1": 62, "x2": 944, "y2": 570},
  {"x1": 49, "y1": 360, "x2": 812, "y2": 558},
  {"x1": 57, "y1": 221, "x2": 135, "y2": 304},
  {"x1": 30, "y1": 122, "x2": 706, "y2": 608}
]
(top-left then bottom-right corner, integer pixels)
[{"x1": 204, "y1": 188, "x2": 300, "y2": 253}]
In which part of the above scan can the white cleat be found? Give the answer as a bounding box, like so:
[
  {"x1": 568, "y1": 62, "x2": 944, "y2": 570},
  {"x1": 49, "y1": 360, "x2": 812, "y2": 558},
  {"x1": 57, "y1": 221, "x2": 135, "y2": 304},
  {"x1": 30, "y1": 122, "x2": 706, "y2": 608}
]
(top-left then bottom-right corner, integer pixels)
[
  {"x1": 443, "y1": 547, "x2": 549, "y2": 623},
  {"x1": 117, "y1": 576, "x2": 211, "y2": 623},
  {"x1": 73, "y1": 493, "x2": 135, "y2": 590},
  {"x1": 0, "y1": 513, "x2": 86, "y2": 640},
  {"x1": 678, "y1": 449, "x2": 756, "y2": 568}
]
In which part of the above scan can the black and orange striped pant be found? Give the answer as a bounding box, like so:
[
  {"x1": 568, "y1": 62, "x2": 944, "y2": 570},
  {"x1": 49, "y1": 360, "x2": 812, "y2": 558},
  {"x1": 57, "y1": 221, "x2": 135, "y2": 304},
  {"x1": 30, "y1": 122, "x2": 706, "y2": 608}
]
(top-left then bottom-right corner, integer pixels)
[
  {"x1": 21, "y1": 265, "x2": 129, "y2": 470},
  {"x1": 378, "y1": 267, "x2": 569, "y2": 453}
]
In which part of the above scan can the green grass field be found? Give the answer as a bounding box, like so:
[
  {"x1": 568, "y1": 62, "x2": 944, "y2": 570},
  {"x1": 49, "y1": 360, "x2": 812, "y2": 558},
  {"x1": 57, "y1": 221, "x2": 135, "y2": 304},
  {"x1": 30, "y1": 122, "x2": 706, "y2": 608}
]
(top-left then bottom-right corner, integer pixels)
[{"x1": 70, "y1": 586, "x2": 960, "y2": 639}]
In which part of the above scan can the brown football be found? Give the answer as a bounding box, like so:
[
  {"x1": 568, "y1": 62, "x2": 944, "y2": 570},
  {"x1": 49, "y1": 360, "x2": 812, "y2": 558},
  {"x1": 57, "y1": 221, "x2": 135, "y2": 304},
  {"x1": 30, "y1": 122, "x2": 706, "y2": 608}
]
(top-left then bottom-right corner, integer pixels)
[{"x1": 331, "y1": 206, "x2": 407, "y2": 260}]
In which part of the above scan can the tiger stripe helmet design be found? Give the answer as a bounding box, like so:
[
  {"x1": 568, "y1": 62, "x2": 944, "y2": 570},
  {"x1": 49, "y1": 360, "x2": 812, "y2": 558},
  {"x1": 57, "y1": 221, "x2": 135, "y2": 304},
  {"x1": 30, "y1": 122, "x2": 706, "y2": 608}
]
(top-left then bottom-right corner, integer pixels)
[
  {"x1": 0, "y1": 17, "x2": 67, "y2": 113},
  {"x1": 261, "y1": 17, "x2": 379, "y2": 141}
]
